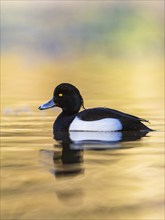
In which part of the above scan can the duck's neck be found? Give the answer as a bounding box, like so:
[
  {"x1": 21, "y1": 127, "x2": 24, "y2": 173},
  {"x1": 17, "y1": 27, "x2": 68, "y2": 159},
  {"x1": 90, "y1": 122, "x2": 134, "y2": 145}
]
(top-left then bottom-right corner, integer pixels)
[
  {"x1": 62, "y1": 101, "x2": 81, "y2": 116},
  {"x1": 62, "y1": 108, "x2": 80, "y2": 116}
]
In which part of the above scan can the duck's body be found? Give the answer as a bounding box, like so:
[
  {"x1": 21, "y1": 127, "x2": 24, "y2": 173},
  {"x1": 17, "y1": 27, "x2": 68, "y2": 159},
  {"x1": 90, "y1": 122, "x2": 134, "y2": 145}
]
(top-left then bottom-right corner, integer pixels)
[
  {"x1": 54, "y1": 107, "x2": 149, "y2": 132},
  {"x1": 39, "y1": 83, "x2": 151, "y2": 132}
]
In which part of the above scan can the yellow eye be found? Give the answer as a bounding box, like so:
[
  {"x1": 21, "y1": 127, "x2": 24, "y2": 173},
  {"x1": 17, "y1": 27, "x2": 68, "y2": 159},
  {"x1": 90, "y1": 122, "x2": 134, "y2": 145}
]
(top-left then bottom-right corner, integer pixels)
[{"x1": 59, "y1": 93, "x2": 63, "y2": 97}]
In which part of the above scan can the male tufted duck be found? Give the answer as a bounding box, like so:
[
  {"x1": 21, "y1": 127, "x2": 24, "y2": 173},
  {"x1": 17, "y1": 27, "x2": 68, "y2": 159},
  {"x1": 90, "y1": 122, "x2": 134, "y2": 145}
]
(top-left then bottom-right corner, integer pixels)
[{"x1": 39, "y1": 83, "x2": 151, "y2": 132}]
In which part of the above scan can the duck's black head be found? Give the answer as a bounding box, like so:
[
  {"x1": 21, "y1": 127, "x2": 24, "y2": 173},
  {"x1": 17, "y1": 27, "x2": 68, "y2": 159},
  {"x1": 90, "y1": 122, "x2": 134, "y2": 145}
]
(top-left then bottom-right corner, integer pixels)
[{"x1": 39, "y1": 83, "x2": 84, "y2": 115}]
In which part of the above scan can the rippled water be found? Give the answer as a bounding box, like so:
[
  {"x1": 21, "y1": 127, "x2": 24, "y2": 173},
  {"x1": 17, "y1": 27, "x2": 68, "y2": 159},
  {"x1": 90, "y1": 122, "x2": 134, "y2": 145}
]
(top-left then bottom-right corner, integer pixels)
[{"x1": 1, "y1": 98, "x2": 164, "y2": 220}]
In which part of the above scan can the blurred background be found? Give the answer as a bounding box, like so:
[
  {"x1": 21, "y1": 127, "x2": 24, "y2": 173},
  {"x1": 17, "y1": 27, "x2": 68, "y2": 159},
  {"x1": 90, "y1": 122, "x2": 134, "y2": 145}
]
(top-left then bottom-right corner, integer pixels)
[
  {"x1": 1, "y1": 2, "x2": 164, "y2": 220},
  {"x1": 1, "y1": 0, "x2": 164, "y2": 110}
]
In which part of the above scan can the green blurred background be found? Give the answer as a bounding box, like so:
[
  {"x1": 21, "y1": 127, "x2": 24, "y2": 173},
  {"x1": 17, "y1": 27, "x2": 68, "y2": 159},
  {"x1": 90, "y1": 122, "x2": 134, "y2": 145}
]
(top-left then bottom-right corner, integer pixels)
[{"x1": 1, "y1": 0, "x2": 164, "y2": 109}]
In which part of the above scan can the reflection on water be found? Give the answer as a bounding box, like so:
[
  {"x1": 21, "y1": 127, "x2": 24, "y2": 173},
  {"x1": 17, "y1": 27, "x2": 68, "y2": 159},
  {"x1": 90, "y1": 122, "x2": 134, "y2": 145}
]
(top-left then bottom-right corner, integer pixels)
[
  {"x1": 40, "y1": 128, "x2": 150, "y2": 180},
  {"x1": 38, "y1": 127, "x2": 159, "y2": 213},
  {"x1": 40, "y1": 144, "x2": 84, "y2": 179}
]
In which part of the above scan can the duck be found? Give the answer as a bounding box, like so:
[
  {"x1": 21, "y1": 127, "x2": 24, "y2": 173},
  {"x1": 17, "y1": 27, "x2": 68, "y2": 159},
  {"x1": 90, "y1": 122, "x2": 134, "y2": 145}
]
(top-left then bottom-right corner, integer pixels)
[{"x1": 38, "y1": 83, "x2": 152, "y2": 132}]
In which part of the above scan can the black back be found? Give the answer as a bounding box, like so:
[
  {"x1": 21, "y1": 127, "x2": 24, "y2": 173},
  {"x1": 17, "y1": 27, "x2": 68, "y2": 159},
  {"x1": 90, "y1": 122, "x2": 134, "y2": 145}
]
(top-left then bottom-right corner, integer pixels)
[{"x1": 77, "y1": 108, "x2": 151, "y2": 131}]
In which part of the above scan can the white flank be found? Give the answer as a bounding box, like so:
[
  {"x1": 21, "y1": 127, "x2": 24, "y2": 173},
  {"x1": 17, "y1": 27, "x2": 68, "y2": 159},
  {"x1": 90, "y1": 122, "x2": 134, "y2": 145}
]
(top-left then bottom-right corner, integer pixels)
[{"x1": 69, "y1": 117, "x2": 122, "y2": 132}]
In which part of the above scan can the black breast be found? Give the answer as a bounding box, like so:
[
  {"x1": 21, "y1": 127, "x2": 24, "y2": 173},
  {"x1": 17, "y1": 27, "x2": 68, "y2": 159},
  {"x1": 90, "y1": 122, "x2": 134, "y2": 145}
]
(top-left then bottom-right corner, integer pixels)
[{"x1": 53, "y1": 113, "x2": 76, "y2": 133}]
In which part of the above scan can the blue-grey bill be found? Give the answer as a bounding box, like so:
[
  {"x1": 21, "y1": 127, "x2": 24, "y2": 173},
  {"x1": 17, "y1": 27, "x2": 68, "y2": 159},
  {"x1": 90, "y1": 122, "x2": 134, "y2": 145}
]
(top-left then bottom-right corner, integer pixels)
[{"x1": 38, "y1": 98, "x2": 55, "y2": 110}]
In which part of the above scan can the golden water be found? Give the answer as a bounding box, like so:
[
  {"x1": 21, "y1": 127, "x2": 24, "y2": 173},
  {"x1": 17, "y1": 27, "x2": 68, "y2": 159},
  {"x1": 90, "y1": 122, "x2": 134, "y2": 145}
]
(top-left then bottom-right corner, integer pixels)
[{"x1": 1, "y1": 56, "x2": 164, "y2": 220}]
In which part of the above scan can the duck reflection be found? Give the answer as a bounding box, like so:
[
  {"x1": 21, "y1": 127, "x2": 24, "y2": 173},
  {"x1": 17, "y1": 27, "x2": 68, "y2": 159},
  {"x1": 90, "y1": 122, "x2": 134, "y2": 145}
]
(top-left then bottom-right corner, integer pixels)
[
  {"x1": 53, "y1": 136, "x2": 84, "y2": 178},
  {"x1": 53, "y1": 129, "x2": 149, "y2": 176},
  {"x1": 54, "y1": 129, "x2": 149, "y2": 150},
  {"x1": 40, "y1": 131, "x2": 84, "y2": 179},
  {"x1": 39, "y1": 127, "x2": 150, "y2": 207},
  {"x1": 40, "y1": 127, "x2": 149, "y2": 179}
]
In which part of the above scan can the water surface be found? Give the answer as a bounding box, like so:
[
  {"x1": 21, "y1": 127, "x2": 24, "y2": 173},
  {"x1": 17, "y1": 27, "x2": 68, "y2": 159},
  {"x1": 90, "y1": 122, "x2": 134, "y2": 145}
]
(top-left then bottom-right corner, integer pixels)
[{"x1": 1, "y1": 97, "x2": 164, "y2": 220}]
